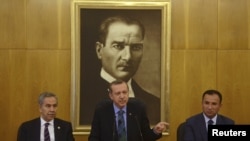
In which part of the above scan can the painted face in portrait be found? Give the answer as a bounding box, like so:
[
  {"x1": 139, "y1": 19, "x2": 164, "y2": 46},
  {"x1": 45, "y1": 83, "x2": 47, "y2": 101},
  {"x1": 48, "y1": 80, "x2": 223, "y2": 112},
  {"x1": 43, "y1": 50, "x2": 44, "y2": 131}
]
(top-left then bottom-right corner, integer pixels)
[
  {"x1": 96, "y1": 21, "x2": 144, "y2": 82},
  {"x1": 39, "y1": 97, "x2": 58, "y2": 122}
]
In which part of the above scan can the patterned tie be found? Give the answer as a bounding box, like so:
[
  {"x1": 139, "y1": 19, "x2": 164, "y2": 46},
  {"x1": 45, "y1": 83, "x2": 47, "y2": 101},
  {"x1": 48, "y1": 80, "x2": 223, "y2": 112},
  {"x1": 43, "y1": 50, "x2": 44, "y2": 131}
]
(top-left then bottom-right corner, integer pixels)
[
  {"x1": 208, "y1": 119, "x2": 214, "y2": 125},
  {"x1": 44, "y1": 123, "x2": 50, "y2": 141},
  {"x1": 207, "y1": 119, "x2": 214, "y2": 131},
  {"x1": 117, "y1": 110, "x2": 126, "y2": 141}
]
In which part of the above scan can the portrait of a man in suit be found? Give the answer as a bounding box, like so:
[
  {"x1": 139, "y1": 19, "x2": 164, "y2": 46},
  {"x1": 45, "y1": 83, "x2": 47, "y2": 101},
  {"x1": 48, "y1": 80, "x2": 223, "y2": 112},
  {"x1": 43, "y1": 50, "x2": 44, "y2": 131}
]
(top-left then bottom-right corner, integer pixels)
[{"x1": 79, "y1": 9, "x2": 163, "y2": 126}]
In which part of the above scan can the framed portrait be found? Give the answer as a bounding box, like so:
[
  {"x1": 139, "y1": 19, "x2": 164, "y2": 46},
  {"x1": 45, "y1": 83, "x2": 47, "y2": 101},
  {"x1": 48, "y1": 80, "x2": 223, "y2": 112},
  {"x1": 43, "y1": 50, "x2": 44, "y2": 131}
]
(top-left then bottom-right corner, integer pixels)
[{"x1": 71, "y1": 0, "x2": 171, "y2": 135}]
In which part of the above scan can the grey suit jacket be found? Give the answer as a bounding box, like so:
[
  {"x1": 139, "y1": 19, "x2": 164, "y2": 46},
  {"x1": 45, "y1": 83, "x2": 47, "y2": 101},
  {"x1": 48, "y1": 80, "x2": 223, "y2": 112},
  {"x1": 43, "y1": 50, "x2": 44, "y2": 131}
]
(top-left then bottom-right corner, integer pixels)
[
  {"x1": 183, "y1": 113, "x2": 234, "y2": 141},
  {"x1": 17, "y1": 117, "x2": 75, "y2": 141}
]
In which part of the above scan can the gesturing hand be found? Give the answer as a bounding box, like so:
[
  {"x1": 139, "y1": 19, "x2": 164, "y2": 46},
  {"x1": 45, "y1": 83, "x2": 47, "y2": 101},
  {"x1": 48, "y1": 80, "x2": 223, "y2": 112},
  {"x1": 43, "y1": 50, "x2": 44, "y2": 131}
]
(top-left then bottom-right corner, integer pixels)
[{"x1": 153, "y1": 122, "x2": 169, "y2": 134}]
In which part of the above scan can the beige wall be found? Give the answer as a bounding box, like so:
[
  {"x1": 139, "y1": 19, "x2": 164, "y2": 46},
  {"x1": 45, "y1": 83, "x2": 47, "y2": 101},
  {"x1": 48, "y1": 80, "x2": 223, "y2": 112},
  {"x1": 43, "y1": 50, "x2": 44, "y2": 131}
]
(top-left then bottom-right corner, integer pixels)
[{"x1": 1, "y1": 0, "x2": 250, "y2": 141}]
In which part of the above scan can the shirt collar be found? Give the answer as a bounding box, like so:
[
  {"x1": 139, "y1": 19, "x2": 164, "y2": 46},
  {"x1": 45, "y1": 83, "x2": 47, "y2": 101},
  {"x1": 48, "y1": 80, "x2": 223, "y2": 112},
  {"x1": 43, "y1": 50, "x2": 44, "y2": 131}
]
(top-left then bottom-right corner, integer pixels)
[
  {"x1": 113, "y1": 103, "x2": 127, "y2": 114},
  {"x1": 203, "y1": 113, "x2": 217, "y2": 124},
  {"x1": 40, "y1": 117, "x2": 54, "y2": 126}
]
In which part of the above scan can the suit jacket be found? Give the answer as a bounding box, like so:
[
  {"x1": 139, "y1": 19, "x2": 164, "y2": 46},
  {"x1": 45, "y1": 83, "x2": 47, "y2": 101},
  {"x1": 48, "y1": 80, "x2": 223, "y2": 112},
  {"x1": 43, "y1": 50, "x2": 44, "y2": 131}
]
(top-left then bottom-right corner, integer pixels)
[
  {"x1": 88, "y1": 98, "x2": 162, "y2": 141},
  {"x1": 80, "y1": 76, "x2": 160, "y2": 125},
  {"x1": 183, "y1": 113, "x2": 235, "y2": 141},
  {"x1": 17, "y1": 117, "x2": 75, "y2": 141}
]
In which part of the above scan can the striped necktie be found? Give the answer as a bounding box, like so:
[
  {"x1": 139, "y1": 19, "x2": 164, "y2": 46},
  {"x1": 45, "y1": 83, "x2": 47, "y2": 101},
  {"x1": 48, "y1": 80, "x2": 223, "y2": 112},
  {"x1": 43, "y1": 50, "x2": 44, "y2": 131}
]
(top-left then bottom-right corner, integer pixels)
[
  {"x1": 117, "y1": 110, "x2": 126, "y2": 141},
  {"x1": 208, "y1": 119, "x2": 214, "y2": 125},
  {"x1": 44, "y1": 123, "x2": 50, "y2": 141},
  {"x1": 207, "y1": 119, "x2": 214, "y2": 131}
]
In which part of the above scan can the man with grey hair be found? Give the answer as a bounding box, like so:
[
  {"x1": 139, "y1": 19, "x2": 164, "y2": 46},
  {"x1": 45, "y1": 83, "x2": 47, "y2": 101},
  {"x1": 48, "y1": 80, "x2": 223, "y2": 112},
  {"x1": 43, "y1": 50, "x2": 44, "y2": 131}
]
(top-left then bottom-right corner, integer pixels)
[{"x1": 17, "y1": 92, "x2": 75, "y2": 141}]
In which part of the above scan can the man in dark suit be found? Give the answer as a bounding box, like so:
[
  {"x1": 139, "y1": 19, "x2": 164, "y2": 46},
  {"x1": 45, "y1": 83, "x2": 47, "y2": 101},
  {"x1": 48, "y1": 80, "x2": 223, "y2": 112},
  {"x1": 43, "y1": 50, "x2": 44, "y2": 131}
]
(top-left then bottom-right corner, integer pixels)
[
  {"x1": 80, "y1": 15, "x2": 160, "y2": 125},
  {"x1": 17, "y1": 92, "x2": 74, "y2": 141},
  {"x1": 88, "y1": 80, "x2": 168, "y2": 141},
  {"x1": 183, "y1": 89, "x2": 235, "y2": 141}
]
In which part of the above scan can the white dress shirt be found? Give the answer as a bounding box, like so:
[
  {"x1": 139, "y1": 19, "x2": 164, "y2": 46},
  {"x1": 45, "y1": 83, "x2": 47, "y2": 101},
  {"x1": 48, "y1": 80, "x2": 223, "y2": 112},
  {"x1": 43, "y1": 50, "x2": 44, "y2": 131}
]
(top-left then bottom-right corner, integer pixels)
[
  {"x1": 40, "y1": 118, "x2": 55, "y2": 141},
  {"x1": 203, "y1": 114, "x2": 217, "y2": 130}
]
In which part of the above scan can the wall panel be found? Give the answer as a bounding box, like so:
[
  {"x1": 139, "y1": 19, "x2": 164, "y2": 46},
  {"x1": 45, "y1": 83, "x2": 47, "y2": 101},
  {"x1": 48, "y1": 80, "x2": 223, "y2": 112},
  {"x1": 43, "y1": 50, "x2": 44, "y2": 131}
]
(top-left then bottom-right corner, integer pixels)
[
  {"x1": 187, "y1": 0, "x2": 218, "y2": 49},
  {"x1": 27, "y1": 0, "x2": 59, "y2": 49},
  {"x1": 218, "y1": 0, "x2": 249, "y2": 49},
  {"x1": 217, "y1": 50, "x2": 250, "y2": 123},
  {"x1": 171, "y1": 0, "x2": 187, "y2": 49},
  {"x1": 0, "y1": 0, "x2": 26, "y2": 49}
]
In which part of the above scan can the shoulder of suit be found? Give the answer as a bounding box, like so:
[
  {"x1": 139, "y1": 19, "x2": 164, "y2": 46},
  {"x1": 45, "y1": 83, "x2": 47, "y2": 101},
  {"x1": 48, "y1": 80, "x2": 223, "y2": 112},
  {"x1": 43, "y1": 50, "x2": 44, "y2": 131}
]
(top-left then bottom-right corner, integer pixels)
[
  {"x1": 18, "y1": 117, "x2": 40, "y2": 127},
  {"x1": 95, "y1": 99, "x2": 113, "y2": 109},
  {"x1": 186, "y1": 113, "x2": 203, "y2": 122},
  {"x1": 217, "y1": 114, "x2": 235, "y2": 123},
  {"x1": 128, "y1": 98, "x2": 146, "y2": 108},
  {"x1": 54, "y1": 118, "x2": 70, "y2": 123},
  {"x1": 23, "y1": 117, "x2": 40, "y2": 123},
  {"x1": 128, "y1": 97, "x2": 144, "y2": 103}
]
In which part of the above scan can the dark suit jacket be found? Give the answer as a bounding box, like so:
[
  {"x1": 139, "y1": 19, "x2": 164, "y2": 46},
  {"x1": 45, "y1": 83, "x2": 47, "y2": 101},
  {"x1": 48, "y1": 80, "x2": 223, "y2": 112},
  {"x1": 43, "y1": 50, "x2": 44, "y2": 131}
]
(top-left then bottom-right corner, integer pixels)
[
  {"x1": 88, "y1": 98, "x2": 162, "y2": 141},
  {"x1": 17, "y1": 117, "x2": 75, "y2": 141},
  {"x1": 183, "y1": 113, "x2": 235, "y2": 141},
  {"x1": 80, "y1": 76, "x2": 160, "y2": 125}
]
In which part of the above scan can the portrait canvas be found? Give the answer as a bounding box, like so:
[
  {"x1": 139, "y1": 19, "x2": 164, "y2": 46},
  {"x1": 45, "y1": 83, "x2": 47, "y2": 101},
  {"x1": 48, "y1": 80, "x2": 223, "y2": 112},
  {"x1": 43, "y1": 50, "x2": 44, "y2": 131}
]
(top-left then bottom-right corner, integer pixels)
[{"x1": 71, "y1": 0, "x2": 171, "y2": 134}]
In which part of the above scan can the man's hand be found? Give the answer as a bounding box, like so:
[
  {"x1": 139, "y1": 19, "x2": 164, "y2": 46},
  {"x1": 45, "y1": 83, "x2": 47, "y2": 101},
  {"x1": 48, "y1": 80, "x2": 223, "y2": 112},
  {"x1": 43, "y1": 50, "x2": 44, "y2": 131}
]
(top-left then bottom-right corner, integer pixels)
[{"x1": 153, "y1": 122, "x2": 169, "y2": 134}]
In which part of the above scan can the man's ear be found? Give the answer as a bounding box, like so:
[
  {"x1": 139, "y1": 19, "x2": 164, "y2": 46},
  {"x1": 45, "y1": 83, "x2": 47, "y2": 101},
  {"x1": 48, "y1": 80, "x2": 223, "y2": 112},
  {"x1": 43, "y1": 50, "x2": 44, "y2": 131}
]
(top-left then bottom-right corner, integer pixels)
[
  {"x1": 96, "y1": 42, "x2": 103, "y2": 59},
  {"x1": 108, "y1": 92, "x2": 113, "y2": 100}
]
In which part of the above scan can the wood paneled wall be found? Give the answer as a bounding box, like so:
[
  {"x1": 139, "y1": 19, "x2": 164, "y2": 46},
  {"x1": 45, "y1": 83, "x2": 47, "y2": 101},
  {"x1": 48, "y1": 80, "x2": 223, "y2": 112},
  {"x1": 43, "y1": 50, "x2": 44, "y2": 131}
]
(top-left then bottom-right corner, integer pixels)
[{"x1": 0, "y1": 0, "x2": 250, "y2": 141}]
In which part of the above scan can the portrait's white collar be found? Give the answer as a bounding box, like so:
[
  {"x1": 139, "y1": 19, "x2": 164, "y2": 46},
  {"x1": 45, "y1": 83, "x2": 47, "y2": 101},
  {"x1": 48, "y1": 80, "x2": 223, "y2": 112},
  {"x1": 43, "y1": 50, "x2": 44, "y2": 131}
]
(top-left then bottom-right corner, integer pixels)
[
  {"x1": 100, "y1": 68, "x2": 135, "y2": 97},
  {"x1": 100, "y1": 68, "x2": 116, "y2": 83}
]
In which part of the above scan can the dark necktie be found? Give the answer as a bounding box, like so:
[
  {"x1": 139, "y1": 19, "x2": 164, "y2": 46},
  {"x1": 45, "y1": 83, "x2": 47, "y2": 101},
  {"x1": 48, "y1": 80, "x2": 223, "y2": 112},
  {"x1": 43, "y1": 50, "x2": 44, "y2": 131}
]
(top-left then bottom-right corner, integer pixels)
[
  {"x1": 117, "y1": 110, "x2": 126, "y2": 141},
  {"x1": 207, "y1": 119, "x2": 214, "y2": 131},
  {"x1": 44, "y1": 123, "x2": 50, "y2": 141},
  {"x1": 208, "y1": 119, "x2": 214, "y2": 125}
]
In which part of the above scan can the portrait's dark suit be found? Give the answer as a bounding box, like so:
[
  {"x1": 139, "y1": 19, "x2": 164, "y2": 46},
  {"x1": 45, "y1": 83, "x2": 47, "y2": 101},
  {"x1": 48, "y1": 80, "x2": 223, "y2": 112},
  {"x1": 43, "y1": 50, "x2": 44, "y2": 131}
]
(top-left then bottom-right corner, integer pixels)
[
  {"x1": 17, "y1": 117, "x2": 75, "y2": 141},
  {"x1": 81, "y1": 76, "x2": 160, "y2": 125},
  {"x1": 88, "y1": 98, "x2": 162, "y2": 141},
  {"x1": 183, "y1": 113, "x2": 235, "y2": 141}
]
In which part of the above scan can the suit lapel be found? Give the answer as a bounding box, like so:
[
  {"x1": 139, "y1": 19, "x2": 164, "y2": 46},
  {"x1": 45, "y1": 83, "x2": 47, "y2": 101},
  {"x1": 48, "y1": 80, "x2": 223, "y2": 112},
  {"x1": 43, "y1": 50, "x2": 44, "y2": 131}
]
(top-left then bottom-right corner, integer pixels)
[
  {"x1": 197, "y1": 114, "x2": 208, "y2": 141},
  {"x1": 216, "y1": 115, "x2": 223, "y2": 124},
  {"x1": 106, "y1": 101, "x2": 118, "y2": 140},
  {"x1": 127, "y1": 103, "x2": 133, "y2": 137},
  {"x1": 34, "y1": 118, "x2": 41, "y2": 141},
  {"x1": 126, "y1": 101, "x2": 139, "y2": 141},
  {"x1": 54, "y1": 119, "x2": 61, "y2": 141}
]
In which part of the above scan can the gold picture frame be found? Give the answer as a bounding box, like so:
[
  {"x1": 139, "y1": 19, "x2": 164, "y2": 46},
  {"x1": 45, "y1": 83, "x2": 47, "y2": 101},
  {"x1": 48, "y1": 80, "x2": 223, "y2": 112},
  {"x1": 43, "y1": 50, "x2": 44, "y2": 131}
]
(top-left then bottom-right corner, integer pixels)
[{"x1": 71, "y1": 0, "x2": 171, "y2": 135}]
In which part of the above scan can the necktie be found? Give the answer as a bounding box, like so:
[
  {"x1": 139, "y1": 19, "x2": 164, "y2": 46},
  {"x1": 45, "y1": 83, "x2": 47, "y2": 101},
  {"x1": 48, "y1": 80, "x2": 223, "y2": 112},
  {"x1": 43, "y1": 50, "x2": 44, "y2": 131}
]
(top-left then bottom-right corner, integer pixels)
[
  {"x1": 208, "y1": 119, "x2": 214, "y2": 125},
  {"x1": 117, "y1": 110, "x2": 126, "y2": 141},
  {"x1": 207, "y1": 119, "x2": 214, "y2": 131},
  {"x1": 44, "y1": 123, "x2": 50, "y2": 141}
]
